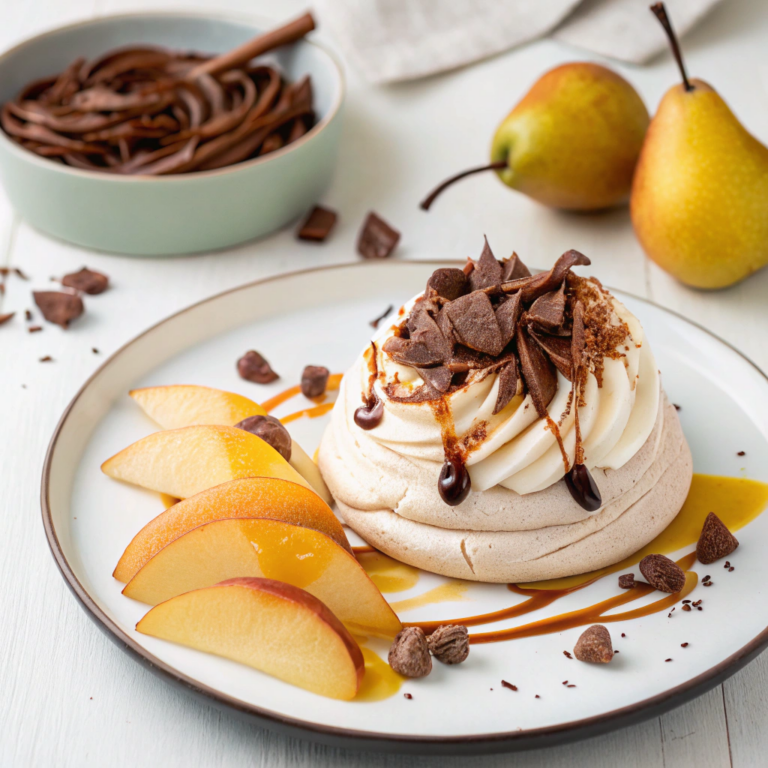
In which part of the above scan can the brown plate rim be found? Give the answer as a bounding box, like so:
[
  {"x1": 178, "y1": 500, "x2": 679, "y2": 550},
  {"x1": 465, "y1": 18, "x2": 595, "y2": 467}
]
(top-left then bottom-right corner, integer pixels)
[{"x1": 40, "y1": 260, "x2": 768, "y2": 755}]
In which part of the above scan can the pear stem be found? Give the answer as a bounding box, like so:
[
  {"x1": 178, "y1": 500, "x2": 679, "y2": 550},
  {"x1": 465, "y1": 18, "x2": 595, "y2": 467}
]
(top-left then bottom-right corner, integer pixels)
[
  {"x1": 650, "y1": 3, "x2": 693, "y2": 92},
  {"x1": 420, "y1": 161, "x2": 508, "y2": 211}
]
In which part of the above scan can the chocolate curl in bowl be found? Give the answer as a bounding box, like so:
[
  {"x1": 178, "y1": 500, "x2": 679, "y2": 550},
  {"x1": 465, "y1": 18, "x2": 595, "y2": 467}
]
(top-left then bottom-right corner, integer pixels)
[{"x1": 0, "y1": 11, "x2": 318, "y2": 175}]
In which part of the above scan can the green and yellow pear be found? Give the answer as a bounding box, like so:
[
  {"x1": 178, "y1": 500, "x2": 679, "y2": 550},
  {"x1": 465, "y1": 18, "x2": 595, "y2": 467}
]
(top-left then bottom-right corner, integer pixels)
[
  {"x1": 421, "y1": 62, "x2": 649, "y2": 211},
  {"x1": 631, "y1": 4, "x2": 768, "y2": 289}
]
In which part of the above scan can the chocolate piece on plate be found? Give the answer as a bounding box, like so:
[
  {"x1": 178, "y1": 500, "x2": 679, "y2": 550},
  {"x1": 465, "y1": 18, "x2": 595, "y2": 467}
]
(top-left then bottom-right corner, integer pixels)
[
  {"x1": 426, "y1": 268, "x2": 467, "y2": 301},
  {"x1": 357, "y1": 212, "x2": 400, "y2": 259},
  {"x1": 33, "y1": 291, "x2": 84, "y2": 328},
  {"x1": 388, "y1": 627, "x2": 432, "y2": 678},
  {"x1": 62, "y1": 267, "x2": 109, "y2": 295},
  {"x1": 516, "y1": 326, "x2": 557, "y2": 416},
  {"x1": 427, "y1": 624, "x2": 469, "y2": 665},
  {"x1": 574, "y1": 625, "x2": 614, "y2": 663},
  {"x1": 444, "y1": 291, "x2": 504, "y2": 356},
  {"x1": 237, "y1": 350, "x2": 279, "y2": 384},
  {"x1": 234, "y1": 414, "x2": 292, "y2": 461},
  {"x1": 639, "y1": 554, "x2": 686, "y2": 593},
  {"x1": 468, "y1": 237, "x2": 502, "y2": 292},
  {"x1": 618, "y1": 574, "x2": 635, "y2": 589},
  {"x1": 696, "y1": 512, "x2": 739, "y2": 564},
  {"x1": 301, "y1": 365, "x2": 330, "y2": 398},
  {"x1": 296, "y1": 206, "x2": 338, "y2": 242}
]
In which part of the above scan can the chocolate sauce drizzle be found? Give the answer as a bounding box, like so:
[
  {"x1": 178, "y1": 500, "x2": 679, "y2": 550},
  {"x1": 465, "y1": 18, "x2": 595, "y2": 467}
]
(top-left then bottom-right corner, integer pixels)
[{"x1": 355, "y1": 342, "x2": 384, "y2": 430}]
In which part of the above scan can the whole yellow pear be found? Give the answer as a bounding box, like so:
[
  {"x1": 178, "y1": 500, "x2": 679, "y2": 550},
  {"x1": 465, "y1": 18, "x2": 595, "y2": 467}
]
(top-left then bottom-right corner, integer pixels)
[
  {"x1": 631, "y1": 3, "x2": 768, "y2": 289},
  {"x1": 421, "y1": 62, "x2": 649, "y2": 211},
  {"x1": 631, "y1": 80, "x2": 768, "y2": 289}
]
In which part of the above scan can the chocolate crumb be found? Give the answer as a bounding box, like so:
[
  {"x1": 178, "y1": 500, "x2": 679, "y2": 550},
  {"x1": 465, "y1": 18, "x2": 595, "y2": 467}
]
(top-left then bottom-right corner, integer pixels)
[
  {"x1": 693, "y1": 600, "x2": 702, "y2": 606},
  {"x1": 535, "y1": 695, "x2": 541, "y2": 699},
  {"x1": 574, "y1": 625, "x2": 613, "y2": 663},
  {"x1": 696, "y1": 512, "x2": 739, "y2": 564},
  {"x1": 33, "y1": 291, "x2": 84, "y2": 328},
  {"x1": 567, "y1": 684, "x2": 577, "y2": 688},
  {"x1": 724, "y1": 562, "x2": 730, "y2": 568},
  {"x1": 28, "y1": 325, "x2": 42, "y2": 333},
  {"x1": 297, "y1": 205, "x2": 338, "y2": 242},
  {"x1": 357, "y1": 212, "x2": 400, "y2": 259},
  {"x1": 39, "y1": 355, "x2": 53, "y2": 362},
  {"x1": 665, "y1": 658, "x2": 673, "y2": 662},
  {"x1": 702, "y1": 575, "x2": 710, "y2": 583},
  {"x1": 92, "y1": 347, "x2": 99, "y2": 354},
  {"x1": 562, "y1": 681, "x2": 568, "y2": 685},
  {"x1": 403, "y1": 693, "x2": 413, "y2": 700},
  {"x1": 682, "y1": 604, "x2": 691, "y2": 611},
  {"x1": 618, "y1": 574, "x2": 635, "y2": 589},
  {"x1": 698, "y1": 606, "x2": 703, "y2": 611},
  {"x1": 0, "y1": 312, "x2": 15, "y2": 326},
  {"x1": 614, "y1": 650, "x2": 620, "y2": 653},
  {"x1": 234, "y1": 414, "x2": 292, "y2": 461},
  {"x1": 427, "y1": 624, "x2": 469, "y2": 664},
  {"x1": 681, "y1": 643, "x2": 689, "y2": 648},
  {"x1": 703, "y1": 581, "x2": 713, "y2": 587},
  {"x1": 683, "y1": 599, "x2": 691, "y2": 603},
  {"x1": 737, "y1": 451, "x2": 746, "y2": 456},
  {"x1": 370, "y1": 304, "x2": 394, "y2": 329},
  {"x1": 621, "y1": 633, "x2": 626, "y2": 638},
  {"x1": 237, "y1": 350, "x2": 279, "y2": 384},
  {"x1": 501, "y1": 680, "x2": 518, "y2": 692},
  {"x1": 729, "y1": 567, "x2": 734, "y2": 572},
  {"x1": 62, "y1": 267, "x2": 109, "y2": 295},
  {"x1": 301, "y1": 365, "x2": 330, "y2": 398},
  {"x1": 563, "y1": 650, "x2": 573, "y2": 659},
  {"x1": 639, "y1": 554, "x2": 686, "y2": 593},
  {"x1": 25, "y1": 309, "x2": 32, "y2": 321},
  {"x1": 14, "y1": 267, "x2": 29, "y2": 280},
  {"x1": 674, "y1": 404, "x2": 681, "y2": 411},
  {"x1": 388, "y1": 627, "x2": 431, "y2": 678}
]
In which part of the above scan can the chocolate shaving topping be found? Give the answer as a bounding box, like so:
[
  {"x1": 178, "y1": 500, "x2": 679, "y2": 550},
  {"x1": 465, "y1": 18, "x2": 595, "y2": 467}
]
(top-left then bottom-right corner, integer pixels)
[
  {"x1": 426, "y1": 268, "x2": 467, "y2": 301},
  {"x1": 696, "y1": 512, "x2": 739, "y2": 565},
  {"x1": 417, "y1": 365, "x2": 452, "y2": 393},
  {"x1": 527, "y1": 283, "x2": 566, "y2": 332},
  {"x1": 639, "y1": 554, "x2": 686, "y2": 594},
  {"x1": 382, "y1": 336, "x2": 442, "y2": 368},
  {"x1": 444, "y1": 292, "x2": 504, "y2": 356},
  {"x1": 574, "y1": 625, "x2": 613, "y2": 663},
  {"x1": 408, "y1": 299, "x2": 452, "y2": 360},
  {"x1": 501, "y1": 252, "x2": 531, "y2": 281},
  {"x1": 517, "y1": 326, "x2": 557, "y2": 417},
  {"x1": 494, "y1": 358, "x2": 520, "y2": 415},
  {"x1": 530, "y1": 330, "x2": 573, "y2": 381},
  {"x1": 237, "y1": 350, "x2": 279, "y2": 384},
  {"x1": 357, "y1": 212, "x2": 400, "y2": 259},
  {"x1": 300, "y1": 365, "x2": 329, "y2": 398},
  {"x1": 495, "y1": 292, "x2": 522, "y2": 348},
  {"x1": 62, "y1": 267, "x2": 109, "y2": 294},
  {"x1": 1, "y1": 16, "x2": 318, "y2": 175},
  {"x1": 297, "y1": 205, "x2": 337, "y2": 242},
  {"x1": 33, "y1": 291, "x2": 84, "y2": 328},
  {"x1": 234, "y1": 414, "x2": 291, "y2": 461},
  {"x1": 468, "y1": 237, "x2": 503, "y2": 291}
]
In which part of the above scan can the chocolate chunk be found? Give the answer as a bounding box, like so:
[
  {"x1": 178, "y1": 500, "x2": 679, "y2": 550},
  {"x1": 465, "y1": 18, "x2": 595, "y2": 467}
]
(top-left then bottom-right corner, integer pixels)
[
  {"x1": 416, "y1": 365, "x2": 452, "y2": 393},
  {"x1": 530, "y1": 330, "x2": 573, "y2": 381},
  {"x1": 501, "y1": 680, "x2": 518, "y2": 691},
  {"x1": 62, "y1": 267, "x2": 109, "y2": 295},
  {"x1": 516, "y1": 327, "x2": 557, "y2": 417},
  {"x1": 0, "y1": 312, "x2": 15, "y2": 326},
  {"x1": 501, "y1": 251, "x2": 531, "y2": 281},
  {"x1": 574, "y1": 625, "x2": 613, "y2": 663},
  {"x1": 301, "y1": 365, "x2": 330, "y2": 398},
  {"x1": 618, "y1": 574, "x2": 635, "y2": 589},
  {"x1": 565, "y1": 463, "x2": 602, "y2": 511},
  {"x1": 33, "y1": 291, "x2": 84, "y2": 328},
  {"x1": 444, "y1": 292, "x2": 504, "y2": 356},
  {"x1": 370, "y1": 304, "x2": 394, "y2": 329},
  {"x1": 296, "y1": 205, "x2": 337, "y2": 242},
  {"x1": 447, "y1": 345, "x2": 494, "y2": 371},
  {"x1": 382, "y1": 336, "x2": 442, "y2": 367},
  {"x1": 438, "y1": 458, "x2": 471, "y2": 506},
  {"x1": 639, "y1": 554, "x2": 686, "y2": 593},
  {"x1": 39, "y1": 355, "x2": 53, "y2": 362},
  {"x1": 571, "y1": 300, "x2": 586, "y2": 373},
  {"x1": 408, "y1": 301, "x2": 452, "y2": 360},
  {"x1": 357, "y1": 212, "x2": 400, "y2": 259},
  {"x1": 502, "y1": 249, "x2": 590, "y2": 302},
  {"x1": 427, "y1": 624, "x2": 469, "y2": 664},
  {"x1": 494, "y1": 359, "x2": 520, "y2": 415},
  {"x1": 436, "y1": 308, "x2": 457, "y2": 348},
  {"x1": 468, "y1": 237, "x2": 502, "y2": 292},
  {"x1": 234, "y1": 414, "x2": 291, "y2": 461},
  {"x1": 737, "y1": 450, "x2": 746, "y2": 457},
  {"x1": 427, "y1": 268, "x2": 467, "y2": 301},
  {"x1": 696, "y1": 512, "x2": 739, "y2": 564},
  {"x1": 237, "y1": 350, "x2": 279, "y2": 384},
  {"x1": 495, "y1": 292, "x2": 522, "y2": 348},
  {"x1": 388, "y1": 627, "x2": 432, "y2": 678},
  {"x1": 527, "y1": 283, "x2": 566, "y2": 331}
]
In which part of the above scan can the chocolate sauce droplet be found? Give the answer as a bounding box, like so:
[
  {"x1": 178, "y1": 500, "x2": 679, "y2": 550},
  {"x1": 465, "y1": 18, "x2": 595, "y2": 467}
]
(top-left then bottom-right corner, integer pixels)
[
  {"x1": 565, "y1": 464, "x2": 602, "y2": 511},
  {"x1": 439, "y1": 458, "x2": 471, "y2": 506},
  {"x1": 354, "y1": 398, "x2": 384, "y2": 430}
]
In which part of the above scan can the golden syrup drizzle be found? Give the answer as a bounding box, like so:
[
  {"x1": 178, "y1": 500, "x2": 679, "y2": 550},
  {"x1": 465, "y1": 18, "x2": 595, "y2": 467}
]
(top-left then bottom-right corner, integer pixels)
[
  {"x1": 261, "y1": 373, "x2": 343, "y2": 413},
  {"x1": 354, "y1": 550, "x2": 420, "y2": 593},
  {"x1": 389, "y1": 581, "x2": 470, "y2": 613},
  {"x1": 355, "y1": 646, "x2": 404, "y2": 702}
]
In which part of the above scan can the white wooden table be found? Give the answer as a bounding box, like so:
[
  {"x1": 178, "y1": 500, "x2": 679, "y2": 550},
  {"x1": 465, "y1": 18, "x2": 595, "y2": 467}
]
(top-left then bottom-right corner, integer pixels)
[{"x1": 2, "y1": 0, "x2": 768, "y2": 764}]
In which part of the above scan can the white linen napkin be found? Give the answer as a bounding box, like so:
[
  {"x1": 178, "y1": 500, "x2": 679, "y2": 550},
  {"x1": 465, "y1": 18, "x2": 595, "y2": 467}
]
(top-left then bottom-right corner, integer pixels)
[{"x1": 315, "y1": 0, "x2": 721, "y2": 84}]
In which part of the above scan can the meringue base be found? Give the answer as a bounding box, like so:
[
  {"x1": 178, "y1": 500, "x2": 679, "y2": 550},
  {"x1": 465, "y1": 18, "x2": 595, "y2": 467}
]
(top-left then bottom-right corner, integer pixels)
[{"x1": 319, "y1": 397, "x2": 692, "y2": 583}]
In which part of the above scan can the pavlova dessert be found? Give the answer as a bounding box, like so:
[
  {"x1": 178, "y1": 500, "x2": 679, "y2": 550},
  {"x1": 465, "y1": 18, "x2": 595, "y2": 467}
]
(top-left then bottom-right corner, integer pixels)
[{"x1": 318, "y1": 241, "x2": 693, "y2": 582}]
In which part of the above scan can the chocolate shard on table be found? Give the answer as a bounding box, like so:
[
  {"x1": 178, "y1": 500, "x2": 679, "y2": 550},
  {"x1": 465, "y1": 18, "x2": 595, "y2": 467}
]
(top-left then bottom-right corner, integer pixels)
[
  {"x1": 237, "y1": 350, "x2": 279, "y2": 384},
  {"x1": 301, "y1": 365, "x2": 330, "y2": 398},
  {"x1": 696, "y1": 512, "x2": 739, "y2": 564},
  {"x1": 33, "y1": 290, "x2": 84, "y2": 328},
  {"x1": 297, "y1": 206, "x2": 337, "y2": 242},
  {"x1": 62, "y1": 267, "x2": 109, "y2": 295},
  {"x1": 357, "y1": 212, "x2": 400, "y2": 259}
]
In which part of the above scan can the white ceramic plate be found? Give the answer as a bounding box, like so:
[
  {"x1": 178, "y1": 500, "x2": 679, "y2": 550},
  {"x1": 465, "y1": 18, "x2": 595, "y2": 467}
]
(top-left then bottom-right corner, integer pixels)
[{"x1": 43, "y1": 262, "x2": 768, "y2": 754}]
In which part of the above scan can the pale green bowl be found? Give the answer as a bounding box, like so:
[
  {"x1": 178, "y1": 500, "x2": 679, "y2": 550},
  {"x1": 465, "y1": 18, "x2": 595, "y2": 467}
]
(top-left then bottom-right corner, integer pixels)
[{"x1": 0, "y1": 13, "x2": 345, "y2": 256}]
